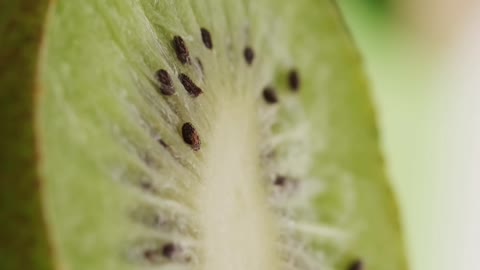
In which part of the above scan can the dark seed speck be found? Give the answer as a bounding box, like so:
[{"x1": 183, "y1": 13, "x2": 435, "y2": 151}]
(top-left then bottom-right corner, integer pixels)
[
  {"x1": 143, "y1": 249, "x2": 158, "y2": 261},
  {"x1": 182, "y1": 122, "x2": 201, "y2": 151},
  {"x1": 157, "y1": 138, "x2": 169, "y2": 148},
  {"x1": 140, "y1": 181, "x2": 153, "y2": 190},
  {"x1": 200, "y1": 27, "x2": 213, "y2": 49},
  {"x1": 196, "y1": 57, "x2": 204, "y2": 73},
  {"x1": 288, "y1": 68, "x2": 300, "y2": 91},
  {"x1": 178, "y1": 73, "x2": 203, "y2": 97},
  {"x1": 155, "y1": 69, "x2": 175, "y2": 95},
  {"x1": 155, "y1": 69, "x2": 172, "y2": 86},
  {"x1": 162, "y1": 243, "x2": 176, "y2": 258},
  {"x1": 243, "y1": 46, "x2": 255, "y2": 65},
  {"x1": 274, "y1": 176, "x2": 287, "y2": 186},
  {"x1": 262, "y1": 87, "x2": 278, "y2": 104},
  {"x1": 348, "y1": 259, "x2": 363, "y2": 270},
  {"x1": 172, "y1": 35, "x2": 190, "y2": 64}
]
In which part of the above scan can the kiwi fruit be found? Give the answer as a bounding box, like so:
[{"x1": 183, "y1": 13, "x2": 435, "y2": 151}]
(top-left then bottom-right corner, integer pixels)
[{"x1": 0, "y1": 0, "x2": 408, "y2": 270}]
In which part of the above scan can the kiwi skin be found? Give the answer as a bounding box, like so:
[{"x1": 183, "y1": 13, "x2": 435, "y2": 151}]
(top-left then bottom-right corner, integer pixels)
[{"x1": 0, "y1": 1, "x2": 54, "y2": 269}]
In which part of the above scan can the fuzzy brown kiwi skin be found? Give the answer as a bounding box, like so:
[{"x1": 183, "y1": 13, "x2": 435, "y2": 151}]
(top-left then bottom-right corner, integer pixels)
[{"x1": 0, "y1": 0, "x2": 56, "y2": 269}]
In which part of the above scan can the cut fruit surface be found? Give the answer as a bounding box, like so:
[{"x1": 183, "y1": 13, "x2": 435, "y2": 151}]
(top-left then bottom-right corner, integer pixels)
[{"x1": 0, "y1": 0, "x2": 408, "y2": 270}]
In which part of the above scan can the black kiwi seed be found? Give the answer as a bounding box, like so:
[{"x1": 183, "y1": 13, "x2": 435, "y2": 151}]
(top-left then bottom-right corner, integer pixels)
[
  {"x1": 262, "y1": 86, "x2": 278, "y2": 104},
  {"x1": 178, "y1": 73, "x2": 203, "y2": 97},
  {"x1": 347, "y1": 259, "x2": 363, "y2": 270},
  {"x1": 181, "y1": 122, "x2": 201, "y2": 151},
  {"x1": 155, "y1": 69, "x2": 172, "y2": 86},
  {"x1": 154, "y1": 69, "x2": 175, "y2": 95},
  {"x1": 288, "y1": 68, "x2": 300, "y2": 91},
  {"x1": 172, "y1": 35, "x2": 190, "y2": 64},
  {"x1": 162, "y1": 243, "x2": 176, "y2": 259},
  {"x1": 200, "y1": 27, "x2": 213, "y2": 49},
  {"x1": 274, "y1": 175, "x2": 287, "y2": 186},
  {"x1": 243, "y1": 46, "x2": 255, "y2": 65}
]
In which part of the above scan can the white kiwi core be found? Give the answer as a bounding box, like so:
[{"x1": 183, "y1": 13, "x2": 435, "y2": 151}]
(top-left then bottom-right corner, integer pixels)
[{"x1": 198, "y1": 96, "x2": 278, "y2": 270}]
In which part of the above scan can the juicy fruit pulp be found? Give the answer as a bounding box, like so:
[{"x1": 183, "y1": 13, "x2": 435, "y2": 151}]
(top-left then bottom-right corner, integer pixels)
[{"x1": 0, "y1": 0, "x2": 407, "y2": 270}]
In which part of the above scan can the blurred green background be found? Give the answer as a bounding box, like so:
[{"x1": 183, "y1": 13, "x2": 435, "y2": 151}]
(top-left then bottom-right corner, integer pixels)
[{"x1": 337, "y1": 1, "x2": 480, "y2": 270}]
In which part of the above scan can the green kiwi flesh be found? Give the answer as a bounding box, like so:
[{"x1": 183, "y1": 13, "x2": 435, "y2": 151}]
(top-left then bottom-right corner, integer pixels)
[{"x1": 0, "y1": 0, "x2": 408, "y2": 270}]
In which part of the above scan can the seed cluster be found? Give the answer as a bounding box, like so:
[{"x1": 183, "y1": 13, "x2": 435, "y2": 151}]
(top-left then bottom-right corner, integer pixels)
[
  {"x1": 153, "y1": 28, "x2": 303, "y2": 152},
  {"x1": 137, "y1": 24, "x2": 360, "y2": 270}
]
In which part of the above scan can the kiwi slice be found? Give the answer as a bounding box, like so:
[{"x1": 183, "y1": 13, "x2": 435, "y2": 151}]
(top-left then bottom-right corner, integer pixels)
[{"x1": 0, "y1": 0, "x2": 408, "y2": 270}]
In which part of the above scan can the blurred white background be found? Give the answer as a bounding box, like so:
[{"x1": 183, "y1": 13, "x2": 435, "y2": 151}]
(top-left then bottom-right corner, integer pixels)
[
  {"x1": 439, "y1": 11, "x2": 480, "y2": 270},
  {"x1": 339, "y1": 1, "x2": 480, "y2": 270}
]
